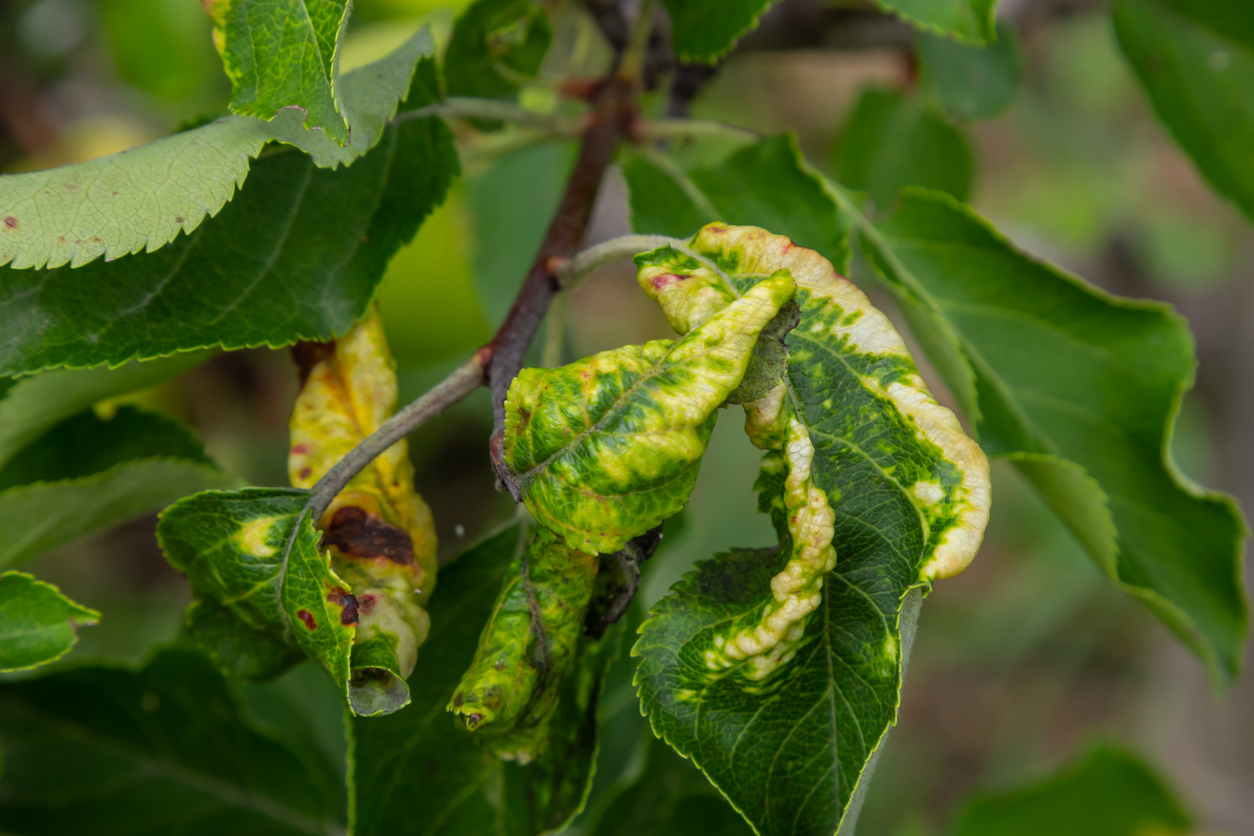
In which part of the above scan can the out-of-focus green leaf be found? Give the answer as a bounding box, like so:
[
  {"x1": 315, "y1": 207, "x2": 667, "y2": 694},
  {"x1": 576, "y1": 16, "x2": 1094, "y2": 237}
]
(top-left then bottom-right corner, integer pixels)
[
  {"x1": 833, "y1": 87, "x2": 974, "y2": 209},
  {"x1": 502, "y1": 273, "x2": 795, "y2": 553},
  {"x1": 873, "y1": 0, "x2": 997, "y2": 45},
  {"x1": 99, "y1": 0, "x2": 222, "y2": 103},
  {"x1": 466, "y1": 141, "x2": 574, "y2": 326},
  {"x1": 1114, "y1": 0, "x2": 1254, "y2": 222},
  {"x1": 1152, "y1": 0, "x2": 1254, "y2": 52},
  {"x1": 0, "y1": 351, "x2": 212, "y2": 469},
  {"x1": 624, "y1": 133, "x2": 853, "y2": 272},
  {"x1": 0, "y1": 30, "x2": 436, "y2": 270},
  {"x1": 210, "y1": 0, "x2": 352, "y2": 143},
  {"x1": 585, "y1": 735, "x2": 754, "y2": 836},
  {"x1": 157, "y1": 488, "x2": 358, "y2": 709},
  {"x1": 860, "y1": 188, "x2": 1249, "y2": 686},
  {"x1": 351, "y1": 523, "x2": 622, "y2": 836},
  {"x1": 918, "y1": 20, "x2": 1022, "y2": 121},
  {"x1": 0, "y1": 647, "x2": 347, "y2": 833},
  {"x1": 0, "y1": 572, "x2": 99, "y2": 671},
  {"x1": 0, "y1": 62, "x2": 457, "y2": 375},
  {"x1": 661, "y1": 0, "x2": 780, "y2": 63},
  {"x1": 950, "y1": 745, "x2": 1192, "y2": 836},
  {"x1": 445, "y1": 0, "x2": 551, "y2": 115},
  {"x1": 0, "y1": 407, "x2": 236, "y2": 567}
]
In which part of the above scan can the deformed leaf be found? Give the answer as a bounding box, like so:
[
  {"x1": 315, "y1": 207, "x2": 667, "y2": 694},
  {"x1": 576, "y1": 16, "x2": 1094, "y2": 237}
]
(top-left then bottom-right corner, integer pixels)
[
  {"x1": 0, "y1": 647, "x2": 347, "y2": 833},
  {"x1": 289, "y1": 307, "x2": 437, "y2": 716},
  {"x1": 0, "y1": 572, "x2": 99, "y2": 671},
  {"x1": 0, "y1": 60, "x2": 458, "y2": 376},
  {"x1": 873, "y1": 0, "x2": 997, "y2": 45},
  {"x1": 445, "y1": 0, "x2": 552, "y2": 111},
  {"x1": 950, "y1": 745, "x2": 1192, "y2": 836},
  {"x1": 157, "y1": 487, "x2": 357, "y2": 706},
  {"x1": 833, "y1": 86, "x2": 974, "y2": 209},
  {"x1": 1114, "y1": 0, "x2": 1254, "y2": 222},
  {"x1": 0, "y1": 406, "x2": 237, "y2": 568},
  {"x1": 861, "y1": 188, "x2": 1249, "y2": 686},
  {"x1": 352, "y1": 524, "x2": 622, "y2": 836},
  {"x1": 210, "y1": 0, "x2": 352, "y2": 143},
  {"x1": 0, "y1": 29, "x2": 436, "y2": 270},
  {"x1": 632, "y1": 223, "x2": 987, "y2": 834},
  {"x1": 661, "y1": 0, "x2": 780, "y2": 63},
  {"x1": 449, "y1": 526, "x2": 599, "y2": 762},
  {"x1": 502, "y1": 272, "x2": 796, "y2": 553}
]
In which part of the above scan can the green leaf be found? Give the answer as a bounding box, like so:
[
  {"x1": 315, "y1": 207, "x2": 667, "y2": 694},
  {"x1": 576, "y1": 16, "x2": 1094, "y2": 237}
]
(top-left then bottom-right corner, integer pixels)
[
  {"x1": 210, "y1": 0, "x2": 352, "y2": 143},
  {"x1": 918, "y1": 20, "x2": 1022, "y2": 121},
  {"x1": 584, "y1": 735, "x2": 754, "y2": 836},
  {"x1": 1114, "y1": 0, "x2": 1254, "y2": 222},
  {"x1": 661, "y1": 0, "x2": 780, "y2": 63},
  {"x1": 0, "y1": 407, "x2": 236, "y2": 568},
  {"x1": 0, "y1": 29, "x2": 436, "y2": 270},
  {"x1": 0, "y1": 351, "x2": 212, "y2": 469},
  {"x1": 0, "y1": 65, "x2": 457, "y2": 376},
  {"x1": 156, "y1": 488, "x2": 367, "y2": 708},
  {"x1": 0, "y1": 572, "x2": 99, "y2": 671},
  {"x1": 833, "y1": 87, "x2": 974, "y2": 210},
  {"x1": 1150, "y1": 0, "x2": 1254, "y2": 53},
  {"x1": 859, "y1": 188, "x2": 1249, "y2": 685},
  {"x1": 445, "y1": 0, "x2": 551, "y2": 112},
  {"x1": 0, "y1": 646, "x2": 347, "y2": 834},
  {"x1": 351, "y1": 524, "x2": 622, "y2": 836},
  {"x1": 625, "y1": 133, "x2": 853, "y2": 273},
  {"x1": 502, "y1": 272, "x2": 796, "y2": 553},
  {"x1": 950, "y1": 745, "x2": 1192, "y2": 836},
  {"x1": 873, "y1": 0, "x2": 997, "y2": 45},
  {"x1": 631, "y1": 222, "x2": 985, "y2": 834}
]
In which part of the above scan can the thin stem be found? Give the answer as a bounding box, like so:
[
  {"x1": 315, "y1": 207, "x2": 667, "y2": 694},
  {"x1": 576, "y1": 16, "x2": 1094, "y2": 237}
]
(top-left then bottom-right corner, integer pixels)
[
  {"x1": 556, "y1": 234, "x2": 680, "y2": 290},
  {"x1": 393, "y1": 97, "x2": 583, "y2": 134},
  {"x1": 305, "y1": 353, "x2": 488, "y2": 522},
  {"x1": 617, "y1": 0, "x2": 657, "y2": 85},
  {"x1": 635, "y1": 117, "x2": 760, "y2": 141}
]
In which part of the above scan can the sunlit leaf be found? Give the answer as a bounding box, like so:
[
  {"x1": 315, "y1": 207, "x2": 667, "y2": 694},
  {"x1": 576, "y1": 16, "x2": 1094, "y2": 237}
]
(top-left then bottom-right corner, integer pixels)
[
  {"x1": 0, "y1": 59, "x2": 457, "y2": 376},
  {"x1": 0, "y1": 29, "x2": 435, "y2": 270},
  {"x1": 0, "y1": 647, "x2": 347, "y2": 833},
  {"x1": 0, "y1": 572, "x2": 99, "y2": 671},
  {"x1": 209, "y1": 0, "x2": 352, "y2": 143}
]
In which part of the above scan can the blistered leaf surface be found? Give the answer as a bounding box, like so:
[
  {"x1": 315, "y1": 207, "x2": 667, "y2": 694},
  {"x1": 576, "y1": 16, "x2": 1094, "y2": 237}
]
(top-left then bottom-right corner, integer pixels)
[
  {"x1": 0, "y1": 30, "x2": 435, "y2": 270},
  {"x1": 503, "y1": 273, "x2": 795, "y2": 553},
  {"x1": 0, "y1": 572, "x2": 99, "y2": 671}
]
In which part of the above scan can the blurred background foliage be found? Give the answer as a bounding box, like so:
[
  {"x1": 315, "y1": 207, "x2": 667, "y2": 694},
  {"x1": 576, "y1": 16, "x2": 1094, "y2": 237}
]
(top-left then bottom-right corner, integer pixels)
[{"x1": 0, "y1": 0, "x2": 1251, "y2": 832}]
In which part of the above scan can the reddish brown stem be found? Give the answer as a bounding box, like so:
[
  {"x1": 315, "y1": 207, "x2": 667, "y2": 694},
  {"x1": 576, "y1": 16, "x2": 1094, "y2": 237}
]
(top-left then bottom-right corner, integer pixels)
[{"x1": 483, "y1": 76, "x2": 637, "y2": 483}]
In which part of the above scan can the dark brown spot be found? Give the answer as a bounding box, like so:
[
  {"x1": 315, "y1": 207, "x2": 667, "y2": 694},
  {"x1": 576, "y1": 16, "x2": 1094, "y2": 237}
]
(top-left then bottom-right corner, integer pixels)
[
  {"x1": 175, "y1": 215, "x2": 185, "y2": 224},
  {"x1": 299, "y1": 466, "x2": 312, "y2": 480},
  {"x1": 321, "y1": 505, "x2": 415, "y2": 564},
  {"x1": 297, "y1": 609, "x2": 317, "y2": 630},
  {"x1": 358, "y1": 593, "x2": 377, "y2": 614},
  {"x1": 339, "y1": 593, "x2": 359, "y2": 625},
  {"x1": 91, "y1": 236, "x2": 100, "y2": 243},
  {"x1": 453, "y1": 693, "x2": 463, "y2": 707},
  {"x1": 290, "y1": 340, "x2": 335, "y2": 385},
  {"x1": 2, "y1": 216, "x2": 16, "y2": 230}
]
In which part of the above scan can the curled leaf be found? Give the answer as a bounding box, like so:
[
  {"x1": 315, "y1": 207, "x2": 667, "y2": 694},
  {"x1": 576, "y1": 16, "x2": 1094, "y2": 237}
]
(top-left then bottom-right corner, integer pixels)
[
  {"x1": 289, "y1": 307, "x2": 436, "y2": 716},
  {"x1": 448, "y1": 526, "x2": 599, "y2": 763},
  {"x1": 502, "y1": 272, "x2": 796, "y2": 553}
]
